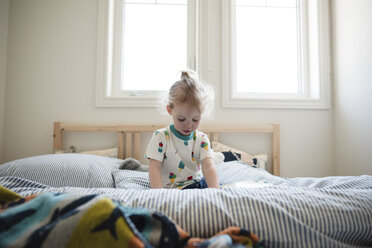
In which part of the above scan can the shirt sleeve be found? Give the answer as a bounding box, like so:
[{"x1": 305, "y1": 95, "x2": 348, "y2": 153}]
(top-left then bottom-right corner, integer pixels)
[
  {"x1": 199, "y1": 132, "x2": 214, "y2": 162},
  {"x1": 145, "y1": 130, "x2": 166, "y2": 162}
]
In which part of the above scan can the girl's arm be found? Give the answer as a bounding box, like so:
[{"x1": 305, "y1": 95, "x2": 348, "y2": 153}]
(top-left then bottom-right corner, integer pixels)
[
  {"x1": 149, "y1": 158, "x2": 163, "y2": 189},
  {"x1": 202, "y1": 157, "x2": 219, "y2": 188}
]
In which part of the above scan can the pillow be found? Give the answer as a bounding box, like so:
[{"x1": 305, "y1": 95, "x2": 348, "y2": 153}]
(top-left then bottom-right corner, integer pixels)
[
  {"x1": 215, "y1": 161, "x2": 284, "y2": 186},
  {"x1": 212, "y1": 152, "x2": 225, "y2": 165},
  {"x1": 0, "y1": 153, "x2": 122, "y2": 188},
  {"x1": 113, "y1": 170, "x2": 150, "y2": 189},
  {"x1": 212, "y1": 141, "x2": 268, "y2": 170}
]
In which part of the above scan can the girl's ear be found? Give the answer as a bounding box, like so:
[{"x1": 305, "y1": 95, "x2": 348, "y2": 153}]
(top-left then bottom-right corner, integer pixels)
[{"x1": 166, "y1": 105, "x2": 172, "y2": 115}]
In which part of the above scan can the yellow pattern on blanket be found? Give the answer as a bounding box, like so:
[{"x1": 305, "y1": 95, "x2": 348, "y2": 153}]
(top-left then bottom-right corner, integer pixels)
[
  {"x1": 67, "y1": 198, "x2": 138, "y2": 248},
  {"x1": 0, "y1": 184, "x2": 22, "y2": 204}
]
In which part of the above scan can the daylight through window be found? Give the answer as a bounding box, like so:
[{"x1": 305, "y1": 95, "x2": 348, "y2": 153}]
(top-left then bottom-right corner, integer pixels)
[
  {"x1": 122, "y1": 0, "x2": 188, "y2": 91},
  {"x1": 235, "y1": 0, "x2": 299, "y2": 94}
]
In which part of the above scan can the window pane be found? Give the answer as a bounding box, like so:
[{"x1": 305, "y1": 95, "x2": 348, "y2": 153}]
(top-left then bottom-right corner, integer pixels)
[
  {"x1": 122, "y1": 2, "x2": 187, "y2": 91},
  {"x1": 235, "y1": 1, "x2": 299, "y2": 93}
]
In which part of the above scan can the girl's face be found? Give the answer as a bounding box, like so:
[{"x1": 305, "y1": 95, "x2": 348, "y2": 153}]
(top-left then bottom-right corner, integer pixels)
[{"x1": 167, "y1": 102, "x2": 201, "y2": 136}]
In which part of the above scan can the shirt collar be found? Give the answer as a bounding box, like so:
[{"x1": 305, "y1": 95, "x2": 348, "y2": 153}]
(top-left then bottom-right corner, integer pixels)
[{"x1": 170, "y1": 124, "x2": 195, "y2": 141}]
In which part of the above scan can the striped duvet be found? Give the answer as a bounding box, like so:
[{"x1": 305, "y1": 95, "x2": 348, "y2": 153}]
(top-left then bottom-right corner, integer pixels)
[{"x1": 1, "y1": 160, "x2": 371, "y2": 248}]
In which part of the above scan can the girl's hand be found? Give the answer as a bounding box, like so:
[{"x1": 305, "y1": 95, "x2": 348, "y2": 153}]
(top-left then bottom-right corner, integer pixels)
[{"x1": 149, "y1": 159, "x2": 163, "y2": 189}]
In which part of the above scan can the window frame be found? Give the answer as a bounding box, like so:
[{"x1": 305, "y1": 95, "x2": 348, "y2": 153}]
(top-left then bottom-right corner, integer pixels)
[
  {"x1": 222, "y1": 0, "x2": 331, "y2": 109},
  {"x1": 96, "y1": 0, "x2": 199, "y2": 107}
]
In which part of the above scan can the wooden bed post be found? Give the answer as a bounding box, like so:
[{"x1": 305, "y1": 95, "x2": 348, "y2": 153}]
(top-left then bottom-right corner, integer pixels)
[
  {"x1": 126, "y1": 133, "x2": 132, "y2": 158},
  {"x1": 212, "y1": 133, "x2": 219, "y2": 142},
  {"x1": 134, "y1": 132, "x2": 141, "y2": 161},
  {"x1": 117, "y1": 132, "x2": 124, "y2": 159},
  {"x1": 53, "y1": 122, "x2": 63, "y2": 153},
  {"x1": 272, "y1": 124, "x2": 280, "y2": 176}
]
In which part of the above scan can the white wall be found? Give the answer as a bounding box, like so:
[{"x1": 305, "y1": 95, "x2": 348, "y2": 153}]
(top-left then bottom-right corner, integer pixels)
[
  {"x1": 333, "y1": 0, "x2": 372, "y2": 176},
  {"x1": 2, "y1": 0, "x2": 335, "y2": 177},
  {"x1": 0, "y1": 0, "x2": 9, "y2": 163}
]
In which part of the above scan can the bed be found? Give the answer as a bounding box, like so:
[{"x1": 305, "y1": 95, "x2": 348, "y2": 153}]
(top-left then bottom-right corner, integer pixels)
[{"x1": 0, "y1": 122, "x2": 371, "y2": 248}]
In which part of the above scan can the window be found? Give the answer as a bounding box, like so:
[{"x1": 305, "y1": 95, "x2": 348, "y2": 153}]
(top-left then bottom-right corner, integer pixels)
[
  {"x1": 222, "y1": 0, "x2": 331, "y2": 109},
  {"x1": 96, "y1": 0, "x2": 331, "y2": 109},
  {"x1": 122, "y1": 0, "x2": 188, "y2": 91},
  {"x1": 236, "y1": 0, "x2": 299, "y2": 94},
  {"x1": 96, "y1": 0, "x2": 197, "y2": 107}
]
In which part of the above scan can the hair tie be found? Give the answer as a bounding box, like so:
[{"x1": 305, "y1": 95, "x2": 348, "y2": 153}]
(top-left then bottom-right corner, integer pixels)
[{"x1": 181, "y1": 71, "x2": 189, "y2": 78}]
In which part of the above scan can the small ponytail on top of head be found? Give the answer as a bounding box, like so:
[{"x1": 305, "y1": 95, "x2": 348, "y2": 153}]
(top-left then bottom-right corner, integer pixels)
[{"x1": 180, "y1": 70, "x2": 198, "y2": 80}]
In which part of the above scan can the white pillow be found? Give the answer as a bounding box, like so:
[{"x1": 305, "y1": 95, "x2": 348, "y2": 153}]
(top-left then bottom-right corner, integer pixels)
[{"x1": 80, "y1": 147, "x2": 118, "y2": 158}]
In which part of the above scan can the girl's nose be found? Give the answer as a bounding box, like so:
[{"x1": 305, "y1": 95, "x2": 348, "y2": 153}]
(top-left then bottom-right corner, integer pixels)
[{"x1": 185, "y1": 121, "x2": 192, "y2": 128}]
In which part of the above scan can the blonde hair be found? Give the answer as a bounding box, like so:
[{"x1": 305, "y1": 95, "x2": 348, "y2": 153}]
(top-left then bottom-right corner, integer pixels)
[{"x1": 165, "y1": 70, "x2": 214, "y2": 119}]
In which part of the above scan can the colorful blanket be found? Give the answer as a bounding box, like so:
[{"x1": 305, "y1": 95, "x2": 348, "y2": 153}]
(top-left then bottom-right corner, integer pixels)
[{"x1": 0, "y1": 185, "x2": 263, "y2": 248}]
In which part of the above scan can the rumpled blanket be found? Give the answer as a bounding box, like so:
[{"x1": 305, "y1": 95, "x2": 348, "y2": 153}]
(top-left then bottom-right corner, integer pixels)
[{"x1": 0, "y1": 185, "x2": 263, "y2": 248}]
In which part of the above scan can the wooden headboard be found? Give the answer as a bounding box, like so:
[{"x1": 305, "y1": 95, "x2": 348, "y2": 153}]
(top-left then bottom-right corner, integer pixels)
[{"x1": 53, "y1": 122, "x2": 280, "y2": 176}]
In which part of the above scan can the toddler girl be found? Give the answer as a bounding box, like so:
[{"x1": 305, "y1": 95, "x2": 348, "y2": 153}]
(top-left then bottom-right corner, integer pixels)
[{"x1": 145, "y1": 70, "x2": 219, "y2": 189}]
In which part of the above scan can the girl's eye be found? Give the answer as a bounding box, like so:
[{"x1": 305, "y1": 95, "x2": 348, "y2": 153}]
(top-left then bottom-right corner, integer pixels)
[
  {"x1": 178, "y1": 119, "x2": 185, "y2": 122},
  {"x1": 192, "y1": 119, "x2": 200, "y2": 122}
]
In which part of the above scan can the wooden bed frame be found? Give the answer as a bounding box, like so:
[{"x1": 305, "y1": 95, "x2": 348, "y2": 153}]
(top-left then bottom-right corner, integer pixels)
[{"x1": 53, "y1": 122, "x2": 280, "y2": 176}]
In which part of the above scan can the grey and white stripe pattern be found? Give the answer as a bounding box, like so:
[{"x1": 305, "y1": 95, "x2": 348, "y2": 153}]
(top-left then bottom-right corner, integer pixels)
[
  {"x1": 113, "y1": 170, "x2": 150, "y2": 189},
  {"x1": 0, "y1": 154, "x2": 121, "y2": 187},
  {"x1": 0, "y1": 176, "x2": 49, "y2": 190},
  {"x1": 1, "y1": 172, "x2": 371, "y2": 247},
  {"x1": 0, "y1": 154, "x2": 284, "y2": 189},
  {"x1": 112, "y1": 161, "x2": 285, "y2": 189}
]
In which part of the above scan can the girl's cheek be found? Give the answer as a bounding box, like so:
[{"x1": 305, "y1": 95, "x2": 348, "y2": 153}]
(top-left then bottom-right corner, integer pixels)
[{"x1": 194, "y1": 121, "x2": 200, "y2": 128}]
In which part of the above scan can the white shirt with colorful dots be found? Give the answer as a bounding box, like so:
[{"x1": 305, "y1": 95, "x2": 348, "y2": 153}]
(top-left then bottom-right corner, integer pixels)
[{"x1": 145, "y1": 124, "x2": 214, "y2": 189}]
